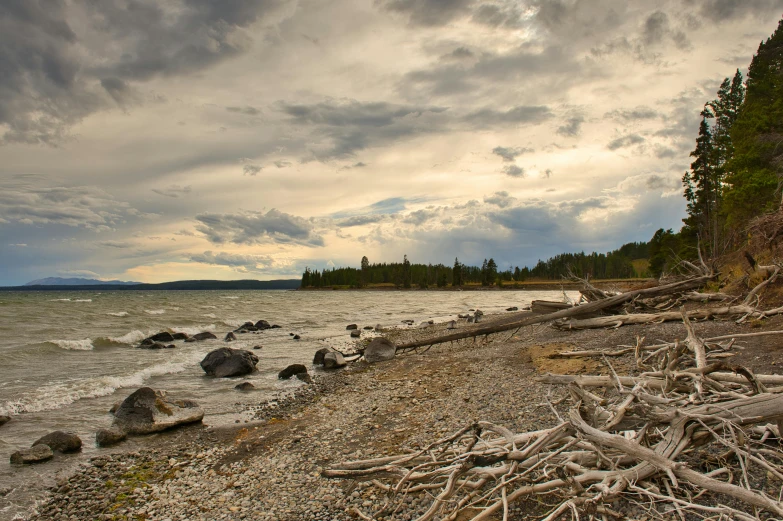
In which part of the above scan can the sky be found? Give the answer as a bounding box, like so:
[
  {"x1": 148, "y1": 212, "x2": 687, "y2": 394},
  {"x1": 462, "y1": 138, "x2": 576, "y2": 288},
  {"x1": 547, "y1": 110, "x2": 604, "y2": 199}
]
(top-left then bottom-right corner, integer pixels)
[{"x1": 1, "y1": 0, "x2": 782, "y2": 285}]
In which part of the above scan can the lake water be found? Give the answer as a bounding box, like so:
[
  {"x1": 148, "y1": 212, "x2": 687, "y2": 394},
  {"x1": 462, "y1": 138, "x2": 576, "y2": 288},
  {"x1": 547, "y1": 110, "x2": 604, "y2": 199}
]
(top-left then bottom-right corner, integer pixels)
[{"x1": 0, "y1": 289, "x2": 573, "y2": 519}]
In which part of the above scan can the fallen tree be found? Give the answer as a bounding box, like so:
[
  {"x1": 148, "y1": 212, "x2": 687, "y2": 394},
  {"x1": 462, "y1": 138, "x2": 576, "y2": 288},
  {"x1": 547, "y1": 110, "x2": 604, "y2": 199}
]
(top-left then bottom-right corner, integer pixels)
[{"x1": 325, "y1": 317, "x2": 783, "y2": 521}]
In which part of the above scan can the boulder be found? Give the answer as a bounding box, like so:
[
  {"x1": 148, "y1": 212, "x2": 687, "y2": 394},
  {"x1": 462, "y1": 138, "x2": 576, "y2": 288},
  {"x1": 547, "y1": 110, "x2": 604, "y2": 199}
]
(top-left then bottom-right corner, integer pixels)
[
  {"x1": 171, "y1": 332, "x2": 189, "y2": 340},
  {"x1": 346, "y1": 324, "x2": 358, "y2": 330},
  {"x1": 109, "y1": 401, "x2": 122, "y2": 414},
  {"x1": 363, "y1": 326, "x2": 373, "y2": 330},
  {"x1": 506, "y1": 306, "x2": 519, "y2": 312},
  {"x1": 10, "y1": 445, "x2": 53, "y2": 465},
  {"x1": 295, "y1": 372, "x2": 313, "y2": 384},
  {"x1": 95, "y1": 427, "x2": 126, "y2": 447},
  {"x1": 185, "y1": 331, "x2": 218, "y2": 342},
  {"x1": 364, "y1": 338, "x2": 396, "y2": 363},
  {"x1": 200, "y1": 348, "x2": 259, "y2": 378},
  {"x1": 148, "y1": 332, "x2": 175, "y2": 343},
  {"x1": 278, "y1": 364, "x2": 308, "y2": 380},
  {"x1": 234, "y1": 322, "x2": 257, "y2": 333},
  {"x1": 165, "y1": 344, "x2": 175, "y2": 349},
  {"x1": 234, "y1": 382, "x2": 255, "y2": 391},
  {"x1": 350, "y1": 330, "x2": 361, "y2": 338},
  {"x1": 0, "y1": 415, "x2": 9, "y2": 427},
  {"x1": 32, "y1": 431, "x2": 82, "y2": 453},
  {"x1": 225, "y1": 332, "x2": 237, "y2": 342},
  {"x1": 254, "y1": 320, "x2": 271, "y2": 330},
  {"x1": 138, "y1": 342, "x2": 168, "y2": 350},
  {"x1": 112, "y1": 387, "x2": 204, "y2": 435},
  {"x1": 292, "y1": 334, "x2": 301, "y2": 340},
  {"x1": 140, "y1": 338, "x2": 155, "y2": 346},
  {"x1": 323, "y1": 351, "x2": 347, "y2": 369},
  {"x1": 313, "y1": 347, "x2": 333, "y2": 365}
]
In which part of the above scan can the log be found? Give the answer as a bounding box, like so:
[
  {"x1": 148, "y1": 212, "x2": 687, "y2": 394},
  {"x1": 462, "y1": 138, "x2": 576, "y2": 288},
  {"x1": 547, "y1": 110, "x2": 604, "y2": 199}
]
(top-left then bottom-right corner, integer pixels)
[{"x1": 395, "y1": 275, "x2": 714, "y2": 351}]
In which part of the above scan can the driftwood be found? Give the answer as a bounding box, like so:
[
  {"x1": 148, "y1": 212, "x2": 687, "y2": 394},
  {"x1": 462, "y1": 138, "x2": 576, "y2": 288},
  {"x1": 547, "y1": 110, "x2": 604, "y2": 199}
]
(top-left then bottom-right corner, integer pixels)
[
  {"x1": 325, "y1": 319, "x2": 783, "y2": 521},
  {"x1": 395, "y1": 274, "x2": 714, "y2": 352}
]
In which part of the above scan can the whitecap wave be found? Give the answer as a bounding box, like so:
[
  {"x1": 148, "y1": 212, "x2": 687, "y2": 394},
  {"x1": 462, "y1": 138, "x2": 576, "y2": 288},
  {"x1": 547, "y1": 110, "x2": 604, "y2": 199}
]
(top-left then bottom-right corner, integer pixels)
[
  {"x1": 105, "y1": 330, "x2": 148, "y2": 345},
  {"x1": 144, "y1": 309, "x2": 165, "y2": 315},
  {"x1": 47, "y1": 339, "x2": 94, "y2": 351},
  {"x1": 74, "y1": 299, "x2": 92, "y2": 302},
  {"x1": 107, "y1": 311, "x2": 129, "y2": 317},
  {"x1": 202, "y1": 313, "x2": 217, "y2": 319},
  {"x1": 0, "y1": 352, "x2": 204, "y2": 416},
  {"x1": 222, "y1": 318, "x2": 245, "y2": 328},
  {"x1": 221, "y1": 296, "x2": 239, "y2": 299},
  {"x1": 200, "y1": 305, "x2": 217, "y2": 309},
  {"x1": 49, "y1": 298, "x2": 71, "y2": 302}
]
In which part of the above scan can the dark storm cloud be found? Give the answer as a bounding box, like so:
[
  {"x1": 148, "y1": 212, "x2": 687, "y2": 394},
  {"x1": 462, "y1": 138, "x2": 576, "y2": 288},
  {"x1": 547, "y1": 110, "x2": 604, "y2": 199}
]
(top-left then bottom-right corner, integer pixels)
[
  {"x1": 492, "y1": 146, "x2": 534, "y2": 162},
  {"x1": 464, "y1": 105, "x2": 553, "y2": 127},
  {"x1": 556, "y1": 115, "x2": 585, "y2": 137},
  {"x1": 194, "y1": 209, "x2": 324, "y2": 247},
  {"x1": 503, "y1": 165, "x2": 525, "y2": 178},
  {"x1": 243, "y1": 164, "x2": 263, "y2": 176},
  {"x1": 277, "y1": 99, "x2": 448, "y2": 159},
  {"x1": 0, "y1": 0, "x2": 286, "y2": 144},
  {"x1": 151, "y1": 185, "x2": 192, "y2": 198},
  {"x1": 376, "y1": 0, "x2": 474, "y2": 27},
  {"x1": 607, "y1": 133, "x2": 645, "y2": 150},
  {"x1": 697, "y1": 0, "x2": 783, "y2": 22}
]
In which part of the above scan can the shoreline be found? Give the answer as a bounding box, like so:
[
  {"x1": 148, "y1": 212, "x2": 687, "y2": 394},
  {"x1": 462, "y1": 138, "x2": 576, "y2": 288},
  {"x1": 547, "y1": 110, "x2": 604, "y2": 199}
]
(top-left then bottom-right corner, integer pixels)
[{"x1": 23, "y1": 310, "x2": 783, "y2": 520}]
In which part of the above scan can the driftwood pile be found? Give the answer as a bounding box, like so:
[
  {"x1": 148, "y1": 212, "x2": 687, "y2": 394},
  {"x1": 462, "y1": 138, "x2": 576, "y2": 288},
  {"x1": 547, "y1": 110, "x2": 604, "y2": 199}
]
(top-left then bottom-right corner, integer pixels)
[{"x1": 325, "y1": 265, "x2": 783, "y2": 520}]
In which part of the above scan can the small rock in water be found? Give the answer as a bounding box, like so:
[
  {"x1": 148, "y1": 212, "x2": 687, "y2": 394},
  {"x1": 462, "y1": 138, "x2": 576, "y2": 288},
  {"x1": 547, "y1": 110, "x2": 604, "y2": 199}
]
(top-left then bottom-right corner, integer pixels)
[
  {"x1": 363, "y1": 325, "x2": 373, "y2": 330},
  {"x1": 32, "y1": 431, "x2": 82, "y2": 453},
  {"x1": 234, "y1": 382, "x2": 255, "y2": 391},
  {"x1": 148, "y1": 331, "x2": 175, "y2": 343},
  {"x1": 138, "y1": 342, "x2": 168, "y2": 350},
  {"x1": 224, "y1": 332, "x2": 237, "y2": 342},
  {"x1": 252, "y1": 345, "x2": 263, "y2": 350},
  {"x1": 295, "y1": 372, "x2": 313, "y2": 384},
  {"x1": 0, "y1": 415, "x2": 10, "y2": 427},
  {"x1": 506, "y1": 306, "x2": 519, "y2": 311},
  {"x1": 171, "y1": 332, "x2": 189, "y2": 340},
  {"x1": 96, "y1": 427, "x2": 127, "y2": 447},
  {"x1": 350, "y1": 330, "x2": 361, "y2": 338},
  {"x1": 255, "y1": 320, "x2": 272, "y2": 330},
  {"x1": 10, "y1": 445, "x2": 53, "y2": 465},
  {"x1": 447, "y1": 320, "x2": 457, "y2": 330},
  {"x1": 278, "y1": 364, "x2": 308, "y2": 380},
  {"x1": 346, "y1": 324, "x2": 358, "y2": 330},
  {"x1": 323, "y1": 352, "x2": 347, "y2": 369},
  {"x1": 292, "y1": 334, "x2": 301, "y2": 340},
  {"x1": 270, "y1": 324, "x2": 281, "y2": 329},
  {"x1": 313, "y1": 347, "x2": 333, "y2": 366},
  {"x1": 201, "y1": 348, "x2": 259, "y2": 378}
]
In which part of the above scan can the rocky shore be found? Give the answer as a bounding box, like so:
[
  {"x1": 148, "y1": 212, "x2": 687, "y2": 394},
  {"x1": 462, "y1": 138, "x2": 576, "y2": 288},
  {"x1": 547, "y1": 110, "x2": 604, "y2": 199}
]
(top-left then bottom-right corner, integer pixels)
[{"x1": 26, "y1": 312, "x2": 783, "y2": 521}]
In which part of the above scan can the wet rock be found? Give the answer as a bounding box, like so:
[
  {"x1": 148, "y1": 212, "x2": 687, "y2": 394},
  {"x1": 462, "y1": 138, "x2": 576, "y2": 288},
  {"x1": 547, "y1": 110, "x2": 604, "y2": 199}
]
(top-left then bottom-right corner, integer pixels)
[
  {"x1": 293, "y1": 334, "x2": 301, "y2": 340},
  {"x1": 234, "y1": 322, "x2": 257, "y2": 333},
  {"x1": 506, "y1": 306, "x2": 519, "y2": 311},
  {"x1": 350, "y1": 330, "x2": 361, "y2": 338},
  {"x1": 234, "y1": 382, "x2": 255, "y2": 391},
  {"x1": 255, "y1": 320, "x2": 271, "y2": 330},
  {"x1": 138, "y1": 342, "x2": 168, "y2": 350},
  {"x1": 323, "y1": 351, "x2": 346, "y2": 369},
  {"x1": 148, "y1": 331, "x2": 175, "y2": 343},
  {"x1": 458, "y1": 313, "x2": 470, "y2": 319},
  {"x1": 10, "y1": 445, "x2": 53, "y2": 465},
  {"x1": 270, "y1": 324, "x2": 282, "y2": 329},
  {"x1": 200, "y1": 348, "x2": 259, "y2": 378},
  {"x1": 185, "y1": 331, "x2": 218, "y2": 342},
  {"x1": 295, "y1": 372, "x2": 313, "y2": 384},
  {"x1": 165, "y1": 344, "x2": 176, "y2": 349},
  {"x1": 346, "y1": 324, "x2": 358, "y2": 330},
  {"x1": 225, "y1": 332, "x2": 237, "y2": 342},
  {"x1": 252, "y1": 345, "x2": 263, "y2": 350},
  {"x1": 475, "y1": 309, "x2": 484, "y2": 317},
  {"x1": 364, "y1": 338, "x2": 396, "y2": 363},
  {"x1": 447, "y1": 320, "x2": 457, "y2": 330},
  {"x1": 278, "y1": 364, "x2": 308, "y2": 380},
  {"x1": 112, "y1": 387, "x2": 204, "y2": 435},
  {"x1": 171, "y1": 332, "x2": 189, "y2": 340},
  {"x1": 109, "y1": 401, "x2": 122, "y2": 414},
  {"x1": 95, "y1": 427, "x2": 126, "y2": 447},
  {"x1": 32, "y1": 431, "x2": 82, "y2": 453},
  {"x1": 0, "y1": 415, "x2": 9, "y2": 427},
  {"x1": 401, "y1": 319, "x2": 415, "y2": 325},
  {"x1": 363, "y1": 326, "x2": 373, "y2": 330},
  {"x1": 313, "y1": 347, "x2": 333, "y2": 365}
]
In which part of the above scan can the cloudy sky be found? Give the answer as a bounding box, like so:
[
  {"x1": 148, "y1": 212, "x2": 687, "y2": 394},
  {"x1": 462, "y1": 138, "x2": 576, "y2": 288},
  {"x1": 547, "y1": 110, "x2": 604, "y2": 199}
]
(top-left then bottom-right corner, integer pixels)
[{"x1": 1, "y1": 0, "x2": 781, "y2": 285}]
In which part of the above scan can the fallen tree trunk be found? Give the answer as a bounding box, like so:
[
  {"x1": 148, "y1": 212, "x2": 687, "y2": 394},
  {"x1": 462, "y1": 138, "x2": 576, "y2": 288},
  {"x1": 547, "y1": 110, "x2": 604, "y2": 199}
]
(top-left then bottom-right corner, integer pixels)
[{"x1": 395, "y1": 274, "x2": 714, "y2": 351}]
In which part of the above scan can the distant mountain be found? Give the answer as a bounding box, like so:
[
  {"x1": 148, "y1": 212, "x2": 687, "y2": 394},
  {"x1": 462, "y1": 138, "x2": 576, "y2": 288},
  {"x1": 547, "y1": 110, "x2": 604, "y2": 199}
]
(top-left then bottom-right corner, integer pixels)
[{"x1": 24, "y1": 277, "x2": 140, "y2": 286}]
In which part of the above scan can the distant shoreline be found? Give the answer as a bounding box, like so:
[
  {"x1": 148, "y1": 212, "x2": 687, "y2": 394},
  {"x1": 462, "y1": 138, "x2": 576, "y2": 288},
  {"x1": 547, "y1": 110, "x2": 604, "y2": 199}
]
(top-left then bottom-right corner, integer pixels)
[
  {"x1": 0, "y1": 279, "x2": 301, "y2": 292},
  {"x1": 299, "y1": 278, "x2": 655, "y2": 292}
]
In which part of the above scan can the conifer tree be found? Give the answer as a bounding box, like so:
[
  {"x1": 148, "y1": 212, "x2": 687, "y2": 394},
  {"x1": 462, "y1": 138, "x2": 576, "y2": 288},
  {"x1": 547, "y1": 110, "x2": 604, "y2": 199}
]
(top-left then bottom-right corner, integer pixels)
[{"x1": 452, "y1": 258, "x2": 462, "y2": 286}]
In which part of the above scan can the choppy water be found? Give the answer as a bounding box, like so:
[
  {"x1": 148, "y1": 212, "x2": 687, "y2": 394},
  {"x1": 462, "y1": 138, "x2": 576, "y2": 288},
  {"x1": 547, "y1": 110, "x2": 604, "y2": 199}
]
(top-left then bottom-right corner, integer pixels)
[{"x1": 0, "y1": 289, "x2": 572, "y2": 519}]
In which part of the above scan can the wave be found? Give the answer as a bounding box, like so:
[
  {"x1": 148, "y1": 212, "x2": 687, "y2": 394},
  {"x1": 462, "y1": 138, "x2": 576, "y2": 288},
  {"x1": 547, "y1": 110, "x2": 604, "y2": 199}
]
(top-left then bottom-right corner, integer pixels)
[
  {"x1": 46, "y1": 339, "x2": 94, "y2": 351},
  {"x1": 200, "y1": 305, "x2": 217, "y2": 309},
  {"x1": 221, "y1": 318, "x2": 245, "y2": 328},
  {"x1": 202, "y1": 313, "x2": 217, "y2": 319},
  {"x1": 221, "y1": 296, "x2": 239, "y2": 299},
  {"x1": 107, "y1": 311, "x2": 129, "y2": 317},
  {"x1": 0, "y1": 352, "x2": 204, "y2": 416},
  {"x1": 104, "y1": 330, "x2": 148, "y2": 345},
  {"x1": 49, "y1": 298, "x2": 71, "y2": 302},
  {"x1": 144, "y1": 309, "x2": 165, "y2": 315},
  {"x1": 74, "y1": 299, "x2": 92, "y2": 302},
  {"x1": 171, "y1": 324, "x2": 216, "y2": 336}
]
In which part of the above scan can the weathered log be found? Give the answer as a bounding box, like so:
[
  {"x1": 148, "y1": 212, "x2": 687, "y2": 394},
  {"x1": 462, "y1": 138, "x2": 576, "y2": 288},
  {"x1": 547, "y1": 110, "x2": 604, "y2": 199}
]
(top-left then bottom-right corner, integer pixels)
[{"x1": 396, "y1": 274, "x2": 714, "y2": 351}]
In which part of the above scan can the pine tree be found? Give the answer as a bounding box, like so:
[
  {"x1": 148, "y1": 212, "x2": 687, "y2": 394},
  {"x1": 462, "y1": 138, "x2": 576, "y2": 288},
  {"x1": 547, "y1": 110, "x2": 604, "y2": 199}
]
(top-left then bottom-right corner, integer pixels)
[
  {"x1": 402, "y1": 255, "x2": 411, "y2": 289},
  {"x1": 481, "y1": 259, "x2": 489, "y2": 286},
  {"x1": 360, "y1": 256, "x2": 369, "y2": 287},
  {"x1": 487, "y1": 258, "x2": 498, "y2": 285},
  {"x1": 452, "y1": 258, "x2": 462, "y2": 286}
]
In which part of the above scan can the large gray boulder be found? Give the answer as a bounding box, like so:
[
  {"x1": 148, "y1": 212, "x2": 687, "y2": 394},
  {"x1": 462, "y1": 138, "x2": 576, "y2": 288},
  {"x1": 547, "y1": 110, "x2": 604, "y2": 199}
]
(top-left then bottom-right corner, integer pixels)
[
  {"x1": 148, "y1": 331, "x2": 175, "y2": 343},
  {"x1": 32, "y1": 431, "x2": 82, "y2": 453},
  {"x1": 200, "y1": 348, "x2": 259, "y2": 378},
  {"x1": 254, "y1": 320, "x2": 271, "y2": 330},
  {"x1": 112, "y1": 387, "x2": 204, "y2": 435},
  {"x1": 184, "y1": 331, "x2": 218, "y2": 343},
  {"x1": 313, "y1": 347, "x2": 333, "y2": 365},
  {"x1": 323, "y1": 351, "x2": 346, "y2": 369},
  {"x1": 10, "y1": 445, "x2": 53, "y2": 465},
  {"x1": 364, "y1": 338, "x2": 396, "y2": 363},
  {"x1": 96, "y1": 427, "x2": 127, "y2": 447}
]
